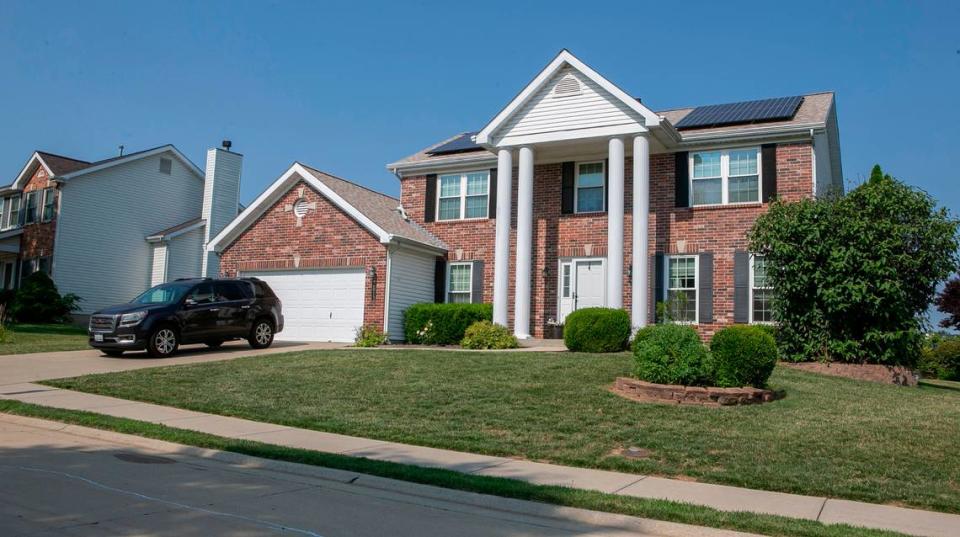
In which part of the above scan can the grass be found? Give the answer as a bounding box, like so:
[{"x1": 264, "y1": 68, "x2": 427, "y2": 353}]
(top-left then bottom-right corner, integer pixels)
[
  {"x1": 0, "y1": 399, "x2": 909, "y2": 537},
  {"x1": 0, "y1": 323, "x2": 88, "y2": 355},
  {"x1": 45, "y1": 349, "x2": 960, "y2": 514}
]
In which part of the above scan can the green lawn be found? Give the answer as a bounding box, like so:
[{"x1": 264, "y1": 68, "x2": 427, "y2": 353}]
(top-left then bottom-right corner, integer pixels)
[
  {"x1": 0, "y1": 323, "x2": 88, "y2": 355},
  {"x1": 46, "y1": 350, "x2": 960, "y2": 513}
]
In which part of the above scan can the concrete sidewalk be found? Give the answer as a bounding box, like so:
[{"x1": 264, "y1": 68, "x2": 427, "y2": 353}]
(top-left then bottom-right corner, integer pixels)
[{"x1": 2, "y1": 383, "x2": 957, "y2": 537}]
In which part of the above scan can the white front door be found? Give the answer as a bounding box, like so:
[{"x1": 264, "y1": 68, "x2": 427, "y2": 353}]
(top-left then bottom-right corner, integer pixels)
[
  {"x1": 242, "y1": 268, "x2": 366, "y2": 342},
  {"x1": 557, "y1": 258, "x2": 606, "y2": 322}
]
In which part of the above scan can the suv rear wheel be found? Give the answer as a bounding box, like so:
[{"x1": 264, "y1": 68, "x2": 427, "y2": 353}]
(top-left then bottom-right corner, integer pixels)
[
  {"x1": 249, "y1": 319, "x2": 274, "y2": 349},
  {"x1": 147, "y1": 326, "x2": 179, "y2": 358}
]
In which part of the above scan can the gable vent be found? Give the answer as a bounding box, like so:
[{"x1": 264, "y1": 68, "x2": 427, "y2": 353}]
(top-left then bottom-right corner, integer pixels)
[
  {"x1": 159, "y1": 158, "x2": 172, "y2": 175},
  {"x1": 553, "y1": 74, "x2": 581, "y2": 98}
]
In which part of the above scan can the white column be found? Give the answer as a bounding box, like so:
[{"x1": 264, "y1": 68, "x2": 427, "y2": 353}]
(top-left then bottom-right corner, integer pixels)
[
  {"x1": 492, "y1": 149, "x2": 513, "y2": 327},
  {"x1": 607, "y1": 137, "x2": 625, "y2": 309},
  {"x1": 513, "y1": 146, "x2": 534, "y2": 339},
  {"x1": 632, "y1": 134, "x2": 650, "y2": 328}
]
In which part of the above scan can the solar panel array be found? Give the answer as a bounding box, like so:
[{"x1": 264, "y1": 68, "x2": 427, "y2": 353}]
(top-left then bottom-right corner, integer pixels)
[
  {"x1": 426, "y1": 132, "x2": 483, "y2": 155},
  {"x1": 674, "y1": 96, "x2": 804, "y2": 130}
]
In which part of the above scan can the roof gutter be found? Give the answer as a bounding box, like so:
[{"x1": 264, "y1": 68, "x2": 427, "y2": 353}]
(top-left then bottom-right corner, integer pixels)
[
  {"x1": 677, "y1": 121, "x2": 824, "y2": 146},
  {"x1": 388, "y1": 154, "x2": 498, "y2": 177}
]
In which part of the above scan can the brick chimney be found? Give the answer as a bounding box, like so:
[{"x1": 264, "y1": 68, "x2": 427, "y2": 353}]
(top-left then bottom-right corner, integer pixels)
[{"x1": 201, "y1": 146, "x2": 242, "y2": 277}]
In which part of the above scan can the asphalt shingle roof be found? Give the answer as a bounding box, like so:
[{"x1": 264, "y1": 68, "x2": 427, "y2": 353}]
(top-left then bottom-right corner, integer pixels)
[{"x1": 299, "y1": 165, "x2": 446, "y2": 251}]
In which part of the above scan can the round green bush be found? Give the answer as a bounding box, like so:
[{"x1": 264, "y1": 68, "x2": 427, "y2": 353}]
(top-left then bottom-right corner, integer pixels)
[
  {"x1": 563, "y1": 308, "x2": 631, "y2": 353},
  {"x1": 921, "y1": 337, "x2": 960, "y2": 381},
  {"x1": 461, "y1": 321, "x2": 519, "y2": 350},
  {"x1": 633, "y1": 324, "x2": 711, "y2": 386},
  {"x1": 710, "y1": 325, "x2": 778, "y2": 388}
]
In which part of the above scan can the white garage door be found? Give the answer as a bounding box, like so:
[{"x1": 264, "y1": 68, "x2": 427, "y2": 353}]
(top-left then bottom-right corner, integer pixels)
[{"x1": 242, "y1": 268, "x2": 366, "y2": 342}]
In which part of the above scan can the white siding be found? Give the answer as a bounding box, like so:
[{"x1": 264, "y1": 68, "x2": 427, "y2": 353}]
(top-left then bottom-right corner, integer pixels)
[
  {"x1": 165, "y1": 226, "x2": 204, "y2": 281},
  {"x1": 201, "y1": 149, "x2": 241, "y2": 276},
  {"x1": 387, "y1": 246, "x2": 437, "y2": 341},
  {"x1": 53, "y1": 153, "x2": 203, "y2": 313},
  {"x1": 498, "y1": 66, "x2": 641, "y2": 140},
  {"x1": 149, "y1": 244, "x2": 168, "y2": 286}
]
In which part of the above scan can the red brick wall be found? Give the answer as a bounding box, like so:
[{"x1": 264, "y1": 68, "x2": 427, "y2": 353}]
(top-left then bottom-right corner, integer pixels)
[
  {"x1": 400, "y1": 142, "x2": 814, "y2": 338},
  {"x1": 20, "y1": 165, "x2": 57, "y2": 260},
  {"x1": 219, "y1": 178, "x2": 387, "y2": 329}
]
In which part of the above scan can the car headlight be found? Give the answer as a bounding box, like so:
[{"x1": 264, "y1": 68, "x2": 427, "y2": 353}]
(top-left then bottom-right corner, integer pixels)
[{"x1": 119, "y1": 311, "x2": 148, "y2": 327}]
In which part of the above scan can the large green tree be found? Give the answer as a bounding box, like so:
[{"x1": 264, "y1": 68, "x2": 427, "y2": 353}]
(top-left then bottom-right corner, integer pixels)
[{"x1": 749, "y1": 165, "x2": 959, "y2": 366}]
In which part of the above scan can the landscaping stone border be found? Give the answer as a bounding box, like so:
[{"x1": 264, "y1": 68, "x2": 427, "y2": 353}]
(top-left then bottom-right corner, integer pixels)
[
  {"x1": 780, "y1": 362, "x2": 917, "y2": 386},
  {"x1": 612, "y1": 378, "x2": 783, "y2": 406}
]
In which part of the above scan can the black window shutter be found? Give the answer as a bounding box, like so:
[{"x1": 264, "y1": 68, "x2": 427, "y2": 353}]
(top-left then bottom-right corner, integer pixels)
[
  {"x1": 698, "y1": 252, "x2": 713, "y2": 324},
  {"x1": 675, "y1": 152, "x2": 689, "y2": 208},
  {"x1": 651, "y1": 253, "x2": 664, "y2": 322},
  {"x1": 488, "y1": 168, "x2": 497, "y2": 218},
  {"x1": 762, "y1": 144, "x2": 777, "y2": 203},
  {"x1": 604, "y1": 158, "x2": 610, "y2": 213},
  {"x1": 424, "y1": 174, "x2": 437, "y2": 222},
  {"x1": 471, "y1": 261, "x2": 484, "y2": 304},
  {"x1": 434, "y1": 257, "x2": 446, "y2": 303},
  {"x1": 561, "y1": 161, "x2": 575, "y2": 214},
  {"x1": 733, "y1": 251, "x2": 750, "y2": 323}
]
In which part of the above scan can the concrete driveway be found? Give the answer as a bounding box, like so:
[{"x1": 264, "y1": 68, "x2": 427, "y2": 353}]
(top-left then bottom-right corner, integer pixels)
[
  {"x1": 0, "y1": 340, "x2": 344, "y2": 386},
  {"x1": 0, "y1": 415, "x2": 730, "y2": 537}
]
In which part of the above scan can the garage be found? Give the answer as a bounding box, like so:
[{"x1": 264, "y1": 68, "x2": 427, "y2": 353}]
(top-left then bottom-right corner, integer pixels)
[{"x1": 242, "y1": 268, "x2": 366, "y2": 342}]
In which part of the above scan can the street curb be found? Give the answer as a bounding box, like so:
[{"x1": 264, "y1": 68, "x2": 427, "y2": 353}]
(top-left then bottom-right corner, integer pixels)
[{"x1": 0, "y1": 412, "x2": 761, "y2": 537}]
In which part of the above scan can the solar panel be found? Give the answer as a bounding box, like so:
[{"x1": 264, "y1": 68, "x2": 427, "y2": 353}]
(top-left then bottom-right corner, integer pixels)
[
  {"x1": 674, "y1": 96, "x2": 804, "y2": 130},
  {"x1": 426, "y1": 132, "x2": 484, "y2": 155}
]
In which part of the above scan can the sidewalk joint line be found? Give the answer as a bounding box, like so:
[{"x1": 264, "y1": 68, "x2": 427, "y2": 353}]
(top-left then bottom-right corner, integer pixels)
[
  {"x1": 610, "y1": 476, "x2": 648, "y2": 494},
  {"x1": 467, "y1": 459, "x2": 513, "y2": 473},
  {"x1": 816, "y1": 498, "x2": 828, "y2": 521}
]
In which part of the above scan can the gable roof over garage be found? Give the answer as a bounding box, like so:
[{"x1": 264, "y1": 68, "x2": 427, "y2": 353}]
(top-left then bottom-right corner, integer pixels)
[{"x1": 207, "y1": 163, "x2": 446, "y2": 254}]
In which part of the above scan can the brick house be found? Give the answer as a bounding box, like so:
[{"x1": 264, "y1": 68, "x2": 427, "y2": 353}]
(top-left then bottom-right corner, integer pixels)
[{"x1": 209, "y1": 50, "x2": 842, "y2": 342}]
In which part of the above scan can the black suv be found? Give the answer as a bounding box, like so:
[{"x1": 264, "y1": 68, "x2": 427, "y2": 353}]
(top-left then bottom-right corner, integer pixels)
[{"x1": 89, "y1": 278, "x2": 283, "y2": 358}]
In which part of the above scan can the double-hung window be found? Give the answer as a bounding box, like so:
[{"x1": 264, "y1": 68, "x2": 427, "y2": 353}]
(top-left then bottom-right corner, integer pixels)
[
  {"x1": 575, "y1": 161, "x2": 605, "y2": 213},
  {"x1": 750, "y1": 255, "x2": 773, "y2": 323},
  {"x1": 41, "y1": 188, "x2": 55, "y2": 222},
  {"x1": 447, "y1": 262, "x2": 473, "y2": 303},
  {"x1": 437, "y1": 171, "x2": 489, "y2": 221},
  {"x1": 690, "y1": 148, "x2": 760, "y2": 206},
  {"x1": 5, "y1": 196, "x2": 21, "y2": 229},
  {"x1": 23, "y1": 191, "x2": 38, "y2": 225},
  {"x1": 666, "y1": 255, "x2": 698, "y2": 323}
]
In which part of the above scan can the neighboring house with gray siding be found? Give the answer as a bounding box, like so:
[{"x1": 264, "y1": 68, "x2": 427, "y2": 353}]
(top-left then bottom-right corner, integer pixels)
[{"x1": 0, "y1": 144, "x2": 243, "y2": 318}]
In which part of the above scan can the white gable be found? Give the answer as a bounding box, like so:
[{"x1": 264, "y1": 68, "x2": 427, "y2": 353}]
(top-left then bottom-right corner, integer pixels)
[
  {"x1": 476, "y1": 50, "x2": 663, "y2": 148},
  {"x1": 497, "y1": 66, "x2": 643, "y2": 142}
]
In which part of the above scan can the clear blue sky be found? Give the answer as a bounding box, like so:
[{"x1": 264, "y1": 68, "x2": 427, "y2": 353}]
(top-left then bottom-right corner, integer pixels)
[{"x1": 1, "y1": 0, "x2": 958, "y2": 214}]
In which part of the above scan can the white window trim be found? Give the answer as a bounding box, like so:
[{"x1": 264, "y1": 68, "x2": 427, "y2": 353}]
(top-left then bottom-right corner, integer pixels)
[
  {"x1": 40, "y1": 188, "x2": 55, "y2": 223},
  {"x1": 664, "y1": 254, "x2": 699, "y2": 324},
  {"x1": 689, "y1": 147, "x2": 762, "y2": 207},
  {"x1": 4, "y1": 195, "x2": 21, "y2": 230},
  {"x1": 23, "y1": 191, "x2": 39, "y2": 225},
  {"x1": 436, "y1": 171, "x2": 490, "y2": 221},
  {"x1": 574, "y1": 160, "x2": 606, "y2": 214},
  {"x1": 749, "y1": 254, "x2": 774, "y2": 325},
  {"x1": 446, "y1": 262, "x2": 474, "y2": 303}
]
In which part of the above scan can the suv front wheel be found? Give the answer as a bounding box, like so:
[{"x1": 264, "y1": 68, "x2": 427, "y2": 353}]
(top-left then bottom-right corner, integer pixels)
[
  {"x1": 147, "y1": 326, "x2": 179, "y2": 358},
  {"x1": 249, "y1": 319, "x2": 274, "y2": 349}
]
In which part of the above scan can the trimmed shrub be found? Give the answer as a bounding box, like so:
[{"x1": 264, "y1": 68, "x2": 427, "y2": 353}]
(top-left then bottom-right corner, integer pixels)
[
  {"x1": 633, "y1": 324, "x2": 711, "y2": 386},
  {"x1": 9, "y1": 272, "x2": 80, "y2": 324},
  {"x1": 354, "y1": 325, "x2": 388, "y2": 347},
  {"x1": 630, "y1": 325, "x2": 657, "y2": 353},
  {"x1": 403, "y1": 303, "x2": 492, "y2": 345},
  {"x1": 563, "y1": 307, "x2": 631, "y2": 353},
  {"x1": 920, "y1": 336, "x2": 960, "y2": 381},
  {"x1": 461, "y1": 321, "x2": 518, "y2": 350},
  {"x1": 710, "y1": 325, "x2": 778, "y2": 388}
]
